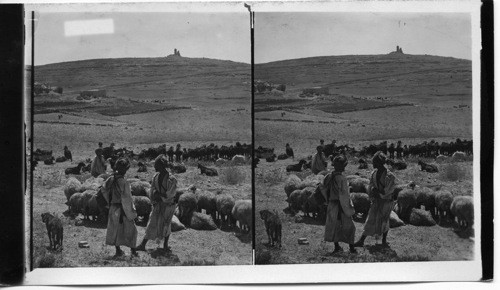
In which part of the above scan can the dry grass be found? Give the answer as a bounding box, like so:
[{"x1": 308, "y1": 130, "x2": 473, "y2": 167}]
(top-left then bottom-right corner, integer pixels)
[
  {"x1": 260, "y1": 167, "x2": 284, "y2": 185},
  {"x1": 220, "y1": 166, "x2": 246, "y2": 185},
  {"x1": 440, "y1": 162, "x2": 468, "y2": 182}
]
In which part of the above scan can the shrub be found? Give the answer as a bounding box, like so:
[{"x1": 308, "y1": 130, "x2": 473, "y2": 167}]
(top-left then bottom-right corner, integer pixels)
[
  {"x1": 440, "y1": 162, "x2": 467, "y2": 182},
  {"x1": 220, "y1": 166, "x2": 245, "y2": 185},
  {"x1": 262, "y1": 167, "x2": 284, "y2": 184}
]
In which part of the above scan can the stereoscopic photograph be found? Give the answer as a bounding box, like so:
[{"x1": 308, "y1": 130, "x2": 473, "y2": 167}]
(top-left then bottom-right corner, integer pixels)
[
  {"x1": 254, "y1": 11, "x2": 477, "y2": 265},
  {"x1": 26, "y1": 5, "x2": 252, "y2": 269}
]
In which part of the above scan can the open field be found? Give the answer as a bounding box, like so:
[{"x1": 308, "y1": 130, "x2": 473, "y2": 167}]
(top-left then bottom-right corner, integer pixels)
[
  {"x1": 254, "y1": 53, "x2": 474, "y2": 264},
  {"x1": 31, "y1": 56, "x2": 252, "y2": 268}
]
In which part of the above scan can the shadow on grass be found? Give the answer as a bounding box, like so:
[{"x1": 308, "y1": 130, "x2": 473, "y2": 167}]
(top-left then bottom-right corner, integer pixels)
[
  {"x1": 80, "y1": 219, "x2": 107, "y2": 229},
  {"x1": 234, "y1": 230, "x2": 252, "y2": 244},
  {"x1": 293, "y1": 215, "x2": 325, "y2": 226},
  {"x1": 453, "y1": 226, "x2": 474, "y2": 239}
]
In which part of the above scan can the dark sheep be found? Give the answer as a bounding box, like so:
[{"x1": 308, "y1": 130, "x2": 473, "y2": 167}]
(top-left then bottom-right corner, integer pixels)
[
  {"x1": 232, "y1": 199, "x2": 252, "y2": 232},
  {"x1": 418, "y1": 160, "x2": 438, "y2": 173},
  {"x1": 358, "y1": 158, "x2": 368, "y2": 169},
  {"x1": 215, "y1": 192, "x2": 235, "y2": 228},
  {"x1": 286, "y1": 160, "x2": 307, "y2": 172},
  {"x1": 168, "y1": 163, "x2": 187, "y2": 174},
  {"x1": 277, "y1": 153, "x2": 289, "y2": 160},
  {"x1": 41, "y1": 213, "x2": 63, "y2": 251},
  {"x1": 396, "y1": 188, "x2": 417, "y2": 222},
  {"x1": 178, "y1": 192, "x2": 198, "y2": 225},
  {"x1": 350, "y1": 192, "x2": 370, "y2": 219},
  {"x1": 260, "y1": 209, "x2": 282, "y2": 247},
  {"x1": 414, "y1": 186, "x2": 436, "y2": 215},
  {"x1": 196, "y1": 190, "x2": 217, "y2": 221},
  {"x1": 303, "y1": 186, "x2": 326, "y2": 220},
  {"x1": 266, "y1": 154, "x2": 277, "y2": 162},
  {"x1": 137, "y1": 162, "x2": 147, "y2": 173},
  {"x1": 44, "y1": 156, "x2": 55, "y2": 165},
  {"x1": 65, "y1": 162, "x2": 86, "y2": 175},
  {"x1": 55, "y1": 156, "x2": 67, "y2": 163},
  {"x1": 434, "y1": 190, "x2": 454, "y2": 225},
  {"x1": 349, "y1": 178, "x2": 369, "y2": 193},
  {"x1": 386, "y1": 159, "x2": 407, "y2": 170},
  {"x1": 409, "y1": 208, "x2": 437, "y2": 226},
  {"x1": 198, "y1": 163, "x2": 218, "y2": 176},
  {"x1": 450, "y1": 195, "x2": 474, "y2": 231},
  {"x1": 133, "y1": 196, "x2": 152, "y2": 223}
]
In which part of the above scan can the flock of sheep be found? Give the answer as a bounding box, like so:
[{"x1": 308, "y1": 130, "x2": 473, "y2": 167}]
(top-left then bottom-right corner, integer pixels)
[
  {"x1": 278, "y1": 159, "x2": 474, "y2": 241},
  {"x1": 61, "y1": 163, "x2": 252, "y2": 235}
]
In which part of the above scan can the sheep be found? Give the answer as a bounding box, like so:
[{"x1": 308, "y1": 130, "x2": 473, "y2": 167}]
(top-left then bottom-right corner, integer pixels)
[
  {"x1": 44, "y1": 156, "x2": 55, "y2": 165},
  {"x1": 81, "y1": 163, "x2": 92, "y2": 173},
  {"x1": 133, "y1": 196, "x2": 152, "y2": 223},
  {"x1": 178, "y1": 191, "x2": 198, "y2": 225},
  {"x1": 389, "y1": 211, "x2": 405, "y2": 228},
  {"x1": 418, "y1": 160, "x2": 438, "y2": 173},
  {"x1": 434, "y1": 190, "x2": 454, "y2": 225},
  {"x1": 450, "y1": 195, "x2": 474, "y2": 231},
  {"x1": 386, "y1": 159, "x2": 407, "y2": 170},
  {"x1": 266, "y1": 154, "x2": 277, "y2": 162},
  {"x1": 392, "y1": 181, "x2": 416, "y2": 201},
  {"x1": 41, "y1": 213, "x2": 63, "y2": 250},
  {"x1": 302, "y1": 187, "x2": 322, "y2": 219},
  {"x1": 452, "y1": 151, "x2": 467, "y2": 162},
  {"x1": 198, "y1": 163, "x2": 218, "y2": 176},
  {"x1": 414, "y1": 186, "x2": 436, "y2": 215},
  {"x1": 65, "y1": 162, "x2": 86, "y2": 175},
  {"x1": 231, "y1": 199, "x2": 252, "y2": 232},
  {"x1": 277, "y1": 153, "x2": 289, "y2": 160},
  {"x1": 346, "y1": 174, "x2": 361, "y2": 183},
  {"x1": 63, "y1": 177, "x2": 82, "y2": 201},
  {"x1": 168, "y1": 163, "x2": 187, "y2": 174},
  {"x1": 83, "y1": 193, "x2": 103, "y2": 221},
  {"x1": 215, "y1": 157, "x2": 228, "y2": 166},
  {"x1": 409, "y1": 208, "x2": 436, "y2": 226},
  {"x1": 231, "y1": 155, "x2": 246, "y2": 165},
  {"x1": 80, "y1": 177, "x2": 104, "y2": 192},
  {"x1": 349, "y1": 178, "x2": 369, "y2": 193},
  {"x1": 55, "y1": 156, "x2": 67, "y2": 163},
  {"x1": 130, "y1": 181, "x2": 150, "y2": 197},
  {"x1": 196, "y1": 190, "x2": 217, "y2": 221},
  {"x1": 299, "y1": 174, "x2": 325, "y2": 189},
  {"x1": 215, "y1": 192, "x2": 235, "y2": 228},
  {"x1": 286, "y1": 160, "x2": 307, "y2": 172},
  {"x1": 259, "y1": 209, "x2": 282, "y2": 247},
  {"x1": 350, "y1": 192, "x2": 370, "y2": 219},
  {"x1": 68, "y1": 192, "x2": 86, "y2": 215},
  {"x1": 396, "y1": 188, "x2": 417, "y2": 222},
  {"x1": 287, "y1": 188, "x2": 311, "y2": 215},
  {"x1": 186, "y1": 211, "x2": 217, "y2": 231},
  {"x1": 284, "y1": 174, "x2": 301, "y2": 198},
  {"x1": 435, "y1": 155, "x2": 447, "y2": 163}
]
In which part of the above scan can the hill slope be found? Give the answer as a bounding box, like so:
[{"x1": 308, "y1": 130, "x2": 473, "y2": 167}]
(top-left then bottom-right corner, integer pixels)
[{"x1": 256, "y1": 54, "x2": 471, "y2": 106}]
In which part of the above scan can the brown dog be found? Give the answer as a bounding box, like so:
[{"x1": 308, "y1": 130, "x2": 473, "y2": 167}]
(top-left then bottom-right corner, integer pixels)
[
  {"x1": 41, "y1": 213, "x2": 63, "y2": 251},
  {"x1": 259, "y1": 209, "x2": 282, "y2": 248}
]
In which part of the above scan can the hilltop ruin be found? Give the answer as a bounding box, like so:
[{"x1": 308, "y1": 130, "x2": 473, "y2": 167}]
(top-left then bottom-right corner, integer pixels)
[{"x1": 389, "y1": 45, "x2": 404, "y2": 55}]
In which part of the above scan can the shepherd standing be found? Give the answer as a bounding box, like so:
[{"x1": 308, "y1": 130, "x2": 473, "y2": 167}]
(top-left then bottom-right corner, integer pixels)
[
  {"x1": 353, "y1": 151, "x2": 396, "y2": 248},
  {"x1": 101, "y1": 158, "x2": 138, "y2": 257},
  {"x1": 311, "y1": 145, "x2": 328, "y2": 174},
  {"x1": 91, "y1": 148, "x2": 106, "y2": 177},
  {"x1": 136, "y1": 154, "x2": 178, "y2": 254},
  {"x1": 321, "y1": 155, "x2": 357, "y2": 254}
]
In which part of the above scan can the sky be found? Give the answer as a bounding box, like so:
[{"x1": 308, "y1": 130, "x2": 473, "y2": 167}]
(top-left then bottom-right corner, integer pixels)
[
  {"x1": 255, "y1": 12, "x2": 472, "y2": 63},
  {"x1": 31, "y1": 12, "x2": 251, "y2": 65}
]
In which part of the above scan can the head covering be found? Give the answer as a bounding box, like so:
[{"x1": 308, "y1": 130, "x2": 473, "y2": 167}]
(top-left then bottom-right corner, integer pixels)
[
  {"x1": 95, "y1": 148, "x2": 103, "y2": 155},
  {"x1": 372, "y1": 151, "x2": 387, "y2": 165},
  {"x1": 114, "y1": 157, "x2": 130, "y2": 173},
  {"x1": 154, "y1": 154, "x2": 169, "y2": 171},
  {"x1": 333, "y1": 155, "x2": 348, "y2": 169}
]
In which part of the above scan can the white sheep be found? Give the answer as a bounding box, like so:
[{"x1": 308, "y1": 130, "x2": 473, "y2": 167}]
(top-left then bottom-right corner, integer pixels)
[
  {"x1": 349, "y1": 177, "x2": 369, "y2": 193},
  {"x1": 231, "y1": 199, "x2": 252, "y2": 232},
  {"x1": 450, "y1": 195, "x2": 474, "y2": 231},
  {"x1": 64, "y1": 177, "x2": 82, "y2": 201},
  {"x1": 231, "y1": 155, "x2": 246, "y2": 165},
  {"x1": 452, "y1": 151, "x2": 467, "y2": 162},
  {"x1": 396, "y1": 188, "x2": 416, "y2": 222},
  {"x1": 215, "y1": 192, "x2": 235, "y2": 228},
  {"x1": 435, "y1": 155, "x2": 447, "y2": 163},
  {"x1": 130, "y1": 180, "x2": 150, "y2": 197}
]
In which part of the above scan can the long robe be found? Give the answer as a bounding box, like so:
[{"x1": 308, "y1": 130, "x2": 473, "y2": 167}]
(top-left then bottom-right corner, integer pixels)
[
  {"x1": 102, "y1": 175, "x2": 138, "y2": 248},
  {"x1": 91, "y1": 155, "x2": 106, "y2": 177},
  {"x1": 311, "y1": 152, "x2": 327, "y2": 174},
  {"x1": 362, "y1": 168, "x2": 396, "y2": 237},
  {"x1": 143, "y1": 172, "x2": 178, "y2": 241},
  {"x1": 322, "y1": 172, "x2": 356, "y2": 243}
]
